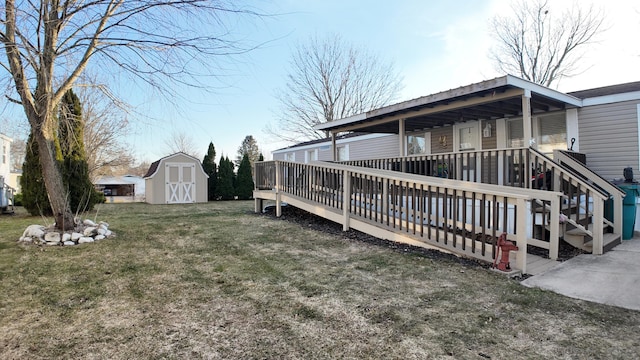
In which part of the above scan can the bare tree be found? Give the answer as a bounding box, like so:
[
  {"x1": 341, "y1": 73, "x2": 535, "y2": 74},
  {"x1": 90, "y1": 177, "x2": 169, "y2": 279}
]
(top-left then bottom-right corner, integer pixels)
[
  {"x1": 128, "y1": 160, "x2": 152, "y2": 178},
  {"x1": 0, "y1": 1, "x2": 260, "y2": 229},
  {"x1": 266, "y1": 34, "x2": 403, "y2": 142},
  {"x1": 77, "y1": 86, "x2": 134, "y2": 180},
  {"x1": 164, "y1": 131, "x2": 200, "y2": 159},
  {"x1": 489, "y1": 0, "x2": 605, "y2": 87},
  {"x1": 236, "y1": 135, "x2": 260, "y2": 167}
]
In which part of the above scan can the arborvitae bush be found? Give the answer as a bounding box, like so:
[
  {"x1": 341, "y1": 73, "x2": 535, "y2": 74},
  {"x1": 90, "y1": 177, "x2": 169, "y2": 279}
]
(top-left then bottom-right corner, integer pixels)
[
  {"x1": 235, "y1": 154, "x2": 254, "y2": 200},
  {"x1": 20, "y1": 132, "x2": 53, "y2": 216},
  {"x1": 217, "y1": 156, "x2": 235, "y2": 200},
  {"x1": 58, "y1": 89, "x2": 102, "y2": 213},
  {"x1": 202, "y1": 142, "x2": 218, "y2": 200}
]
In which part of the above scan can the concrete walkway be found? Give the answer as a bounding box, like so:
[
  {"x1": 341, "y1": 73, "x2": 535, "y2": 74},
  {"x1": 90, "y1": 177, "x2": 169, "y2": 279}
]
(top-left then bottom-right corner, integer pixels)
[{"x1": 522, "y1": 238, "x2": 640, "y2": 311}]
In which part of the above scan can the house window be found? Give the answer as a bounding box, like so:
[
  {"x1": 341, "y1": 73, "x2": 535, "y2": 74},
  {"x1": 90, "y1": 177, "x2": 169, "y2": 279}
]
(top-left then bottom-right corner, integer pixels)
[
  {"x1": 506, "y1": 119, "x2": 524, "y2": 148},
  {"x1": 458, "y1": 124, "x2": 478, "y2": 151},
  {"x1": 305, "y1": 149, "x2": 318, "y2": 163},
  {"x1": 537, "y1": 113, "x2": 566, "y2": 156},
  {"x1": 284, "y1": 153, "x2": 295, "y2": 162},
  {"x1": 2, "y1": 145, "x2": 5, "y2": 164},
  {"x1": 407, "y1": 133, "x2": 427, "y2": 155},
  {"x1": 337, "y1": 145, "x2": 348, "y2": 161}
]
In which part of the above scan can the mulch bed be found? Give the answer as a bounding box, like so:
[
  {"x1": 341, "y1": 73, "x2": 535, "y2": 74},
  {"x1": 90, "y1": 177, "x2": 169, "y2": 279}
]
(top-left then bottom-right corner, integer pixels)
[{"x1": 259, "y1": 205, "x2": 487, "y2": 270}]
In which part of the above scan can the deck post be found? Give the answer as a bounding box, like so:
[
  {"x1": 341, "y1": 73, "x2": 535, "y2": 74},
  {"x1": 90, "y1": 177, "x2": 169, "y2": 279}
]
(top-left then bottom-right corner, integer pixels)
[
  {"x1": 516, "y1": 198, "x2": 529, "y2": 274},
  {"x1": 331, "y1": 132, "x2": 337, "y2": 161},
  {"x1": 275, "y1": 161, "x2": 282, "y2": 217},
  {"x1": 342, "y1": 170, "x2": 351, "y2": 231},
  {"x1": 592, "y1": 198, "x2": 605, "y2": 255},
  {"x1": 549, "y1": 194, "x2": 560, "y2": 260},
  {"x1": 399, "y1": 119, "x2": 406, "y2": 172},
  {"x1": 522, "y1": 91, "x2": 535, "y2": 149}
]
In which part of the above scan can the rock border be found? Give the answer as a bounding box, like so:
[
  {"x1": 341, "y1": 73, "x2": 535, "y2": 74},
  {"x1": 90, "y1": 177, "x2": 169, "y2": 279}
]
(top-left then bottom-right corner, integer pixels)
[{"x1": 18, "y1": 219, "x2": 116, "y2": 246}]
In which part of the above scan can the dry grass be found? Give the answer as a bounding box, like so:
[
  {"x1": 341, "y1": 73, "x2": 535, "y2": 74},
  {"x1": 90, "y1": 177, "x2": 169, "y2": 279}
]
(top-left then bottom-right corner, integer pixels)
[{"x1": 1, "y1": 201, "x2": 639, "y2": 359}]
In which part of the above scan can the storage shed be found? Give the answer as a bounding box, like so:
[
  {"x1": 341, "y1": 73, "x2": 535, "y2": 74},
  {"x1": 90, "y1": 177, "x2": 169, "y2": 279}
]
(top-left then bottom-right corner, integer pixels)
[{"x1": 143, "y1": 152, "x2": 208, "y2": 204}]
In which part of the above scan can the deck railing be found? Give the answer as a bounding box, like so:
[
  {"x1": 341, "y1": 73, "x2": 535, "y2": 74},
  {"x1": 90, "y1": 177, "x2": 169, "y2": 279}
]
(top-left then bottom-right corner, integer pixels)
[
  {"x1": 254, "y1": 160, "x2": 565, "y2": 273},
  {"x1": 554, "y1": 149, "x2": 625, "y2": 237},
  {"x1": 339, "y1": 147, "x2": 613, "y2": 255}
]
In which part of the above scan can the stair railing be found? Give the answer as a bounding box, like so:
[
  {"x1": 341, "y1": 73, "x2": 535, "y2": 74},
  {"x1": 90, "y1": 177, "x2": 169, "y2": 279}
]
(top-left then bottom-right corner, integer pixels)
[{"x1": 553, "y1": 149, "x2": 625, "y2": 237}]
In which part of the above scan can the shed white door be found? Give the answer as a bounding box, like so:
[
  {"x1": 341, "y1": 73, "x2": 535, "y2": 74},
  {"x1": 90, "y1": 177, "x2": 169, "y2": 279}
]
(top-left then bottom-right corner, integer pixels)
[{"x1": 165, "y1": 163, "x2": 196, "y2": 204}]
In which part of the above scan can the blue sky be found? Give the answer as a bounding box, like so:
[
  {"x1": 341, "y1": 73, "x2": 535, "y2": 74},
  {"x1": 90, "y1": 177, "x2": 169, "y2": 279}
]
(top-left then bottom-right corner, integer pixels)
[{"x1": 79, "y1": 0, "x2": 640, "y2": 163}]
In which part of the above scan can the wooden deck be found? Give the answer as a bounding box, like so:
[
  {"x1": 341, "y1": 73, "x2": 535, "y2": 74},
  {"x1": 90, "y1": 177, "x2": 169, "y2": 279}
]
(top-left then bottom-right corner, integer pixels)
[{"x1": 254, "y1": 157, "x2": 617, "y2": 275}]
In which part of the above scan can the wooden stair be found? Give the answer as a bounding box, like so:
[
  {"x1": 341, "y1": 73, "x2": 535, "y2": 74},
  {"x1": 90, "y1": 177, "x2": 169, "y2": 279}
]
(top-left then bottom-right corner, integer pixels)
[{"x1": 564, "y1": 224, "x2": 621, "y2": 253}]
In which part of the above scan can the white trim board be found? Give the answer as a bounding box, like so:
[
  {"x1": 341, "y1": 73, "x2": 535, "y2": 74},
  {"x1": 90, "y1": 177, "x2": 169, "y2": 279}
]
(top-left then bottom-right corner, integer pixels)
[
  {"x1": 582, "y1": 91, "x2": 640, "y2": 107},
  {"x1": 272, "y1": 133, "x2": 393, "y2": 154}
]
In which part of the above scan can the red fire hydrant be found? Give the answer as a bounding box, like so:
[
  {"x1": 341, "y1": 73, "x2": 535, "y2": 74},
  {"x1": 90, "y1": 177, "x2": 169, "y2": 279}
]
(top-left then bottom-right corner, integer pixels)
[{"x1": 493, "y1": 233, "x2": 518, "y2": 272}]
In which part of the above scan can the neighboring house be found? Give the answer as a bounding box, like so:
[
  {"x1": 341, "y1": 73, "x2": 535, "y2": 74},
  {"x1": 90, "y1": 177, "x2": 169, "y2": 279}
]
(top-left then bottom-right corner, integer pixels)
[
  {"x1": 0, "y1": 133, "x2": 11, "y2": 184},
  {"x1": 0, "y1": 133, "x2": 14, "y2": 212},
  {"x1": 9, "y1": 170, "x2": 22, "y2": 194},
  {"x1": 95, "y1": 175, "x2": 146, "y2": 203},
  {"x1": 144, "y1": 152, "x2": 208, "y2": 204}
]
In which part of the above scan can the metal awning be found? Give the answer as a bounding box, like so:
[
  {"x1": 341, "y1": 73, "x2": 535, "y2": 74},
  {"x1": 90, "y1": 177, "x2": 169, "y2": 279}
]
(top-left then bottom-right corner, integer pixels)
[{"x1": 314, "y1": 75, "x2": 582, "y2": 134}]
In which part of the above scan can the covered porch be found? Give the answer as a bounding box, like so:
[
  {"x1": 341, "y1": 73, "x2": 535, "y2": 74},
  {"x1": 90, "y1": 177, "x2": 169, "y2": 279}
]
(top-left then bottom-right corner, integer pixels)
[{"x1": 315, "y1": 75, "x2": 581, "y2": 161}]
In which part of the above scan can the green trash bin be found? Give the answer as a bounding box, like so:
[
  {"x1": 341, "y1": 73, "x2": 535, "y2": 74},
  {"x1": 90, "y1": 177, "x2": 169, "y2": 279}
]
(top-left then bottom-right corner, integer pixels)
[{"x1": 617, "y1": 183, "x2": 638, "y2": 240}]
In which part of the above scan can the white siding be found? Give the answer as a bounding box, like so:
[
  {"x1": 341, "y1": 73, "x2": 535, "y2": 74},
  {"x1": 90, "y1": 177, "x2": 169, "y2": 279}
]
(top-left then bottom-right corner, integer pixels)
[
  {"x1": 345, "y1": 134, "x2": 398, "y2": 160},
  {"x1": 274, "y1": 134, "x2": 399, "y2": 162},
  {"x1": 0, "y1": 134, "x2": 11, "y2": 181},
  {"x1": 578, "y1": 100, "x2": 640, "y2": 180}
]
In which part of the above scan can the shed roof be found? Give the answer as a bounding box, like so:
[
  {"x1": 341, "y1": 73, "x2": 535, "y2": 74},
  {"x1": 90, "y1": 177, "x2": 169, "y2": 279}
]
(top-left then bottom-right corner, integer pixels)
[{"x1": 143, "y1": 152, "x2": 208, "y2": 179}]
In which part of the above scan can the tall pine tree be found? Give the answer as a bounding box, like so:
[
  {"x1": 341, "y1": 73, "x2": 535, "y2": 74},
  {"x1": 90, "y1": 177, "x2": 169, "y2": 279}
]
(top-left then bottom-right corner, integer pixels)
[
  {"x1": 217, "y1": 155, "x2": 235, "y2": 200},
  {"x1": 58, "y1": 89, "x2": 101, "y2": 213},
  {"x1": 235, "y1": 154, "x2": 254, "y2": 200},
  {"x1": 202, "y1": 142, "x2": 218, "y2": 201},
  {"x1": 20, "y1": 132, "x2": 53, "y2": 216}
]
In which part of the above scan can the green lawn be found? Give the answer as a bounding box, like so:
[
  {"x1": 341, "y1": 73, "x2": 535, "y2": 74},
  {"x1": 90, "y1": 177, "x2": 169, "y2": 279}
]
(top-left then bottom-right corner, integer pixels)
[{"x1": 1, "y1": 201, "x2": 639, "y2": 359}]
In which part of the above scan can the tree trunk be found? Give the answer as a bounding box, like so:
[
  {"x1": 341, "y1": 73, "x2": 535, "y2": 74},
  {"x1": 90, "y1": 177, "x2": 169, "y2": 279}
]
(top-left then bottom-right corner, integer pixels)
[{"x1": 33, "y1": 120, "x2": 75, "y2": 231}]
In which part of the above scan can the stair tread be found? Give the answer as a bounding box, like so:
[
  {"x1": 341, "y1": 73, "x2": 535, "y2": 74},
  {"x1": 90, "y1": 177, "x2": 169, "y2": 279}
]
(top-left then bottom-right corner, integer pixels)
[
  {"x1": 565, "y1": 224, "x2": 593, "y2": 236},
  {"x1": 583, "y1": 233, "x2": 621, "y2": 249}
]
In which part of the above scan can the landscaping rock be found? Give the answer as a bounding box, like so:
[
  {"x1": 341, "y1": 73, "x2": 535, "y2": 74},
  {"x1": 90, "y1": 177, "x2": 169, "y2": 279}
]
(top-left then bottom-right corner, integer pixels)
[
  {"x1": 19, "y1": 218, "x2": 114, "y2": 248},
  {"x1": 78, "y1": 237, "x2": 94, "y2": 244},
  {"x1": 22, "y1": 225, "x2": 45, "y2": 239},
  {"x1": 83, "y1": 227, "x2": 97, "y2": 237},
  {"x1": 44, "y1": 232, "x2": 61, "y2": 243}
]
